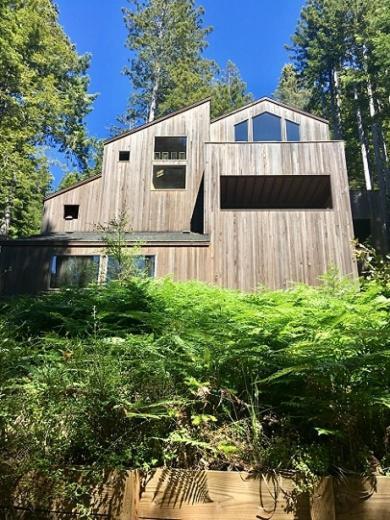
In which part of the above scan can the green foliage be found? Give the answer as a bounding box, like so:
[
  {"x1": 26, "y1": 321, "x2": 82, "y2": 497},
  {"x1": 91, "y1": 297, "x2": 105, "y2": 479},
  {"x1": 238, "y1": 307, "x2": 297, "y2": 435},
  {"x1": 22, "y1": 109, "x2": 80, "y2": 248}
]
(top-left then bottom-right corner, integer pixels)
[
  {"x1": 287, "y1": 0, "x2": 389, "y2": 215},
  {"x1": 119, "y1": 0, "x2": 251, "y2": 126},
  {"x1": 0, "y1": 273, "x2": 389, "y2": 500},
  {"x1": 57, "y1": 139, "x2": 104, "y2": 191},
  {"x1": 274, "y1": 64, "x2": 312, "y2": 111},
  {"x1": 0, "y1": 0, "x2": 96, "y2": 236}
]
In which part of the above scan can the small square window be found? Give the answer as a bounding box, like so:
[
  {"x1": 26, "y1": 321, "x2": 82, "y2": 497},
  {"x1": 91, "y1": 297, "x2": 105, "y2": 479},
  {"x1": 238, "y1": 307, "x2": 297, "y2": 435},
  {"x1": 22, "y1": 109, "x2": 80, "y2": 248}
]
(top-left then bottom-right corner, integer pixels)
[
  {"x1": 64, "y1": 205, "x2": 79, "y2": 220},
  {"x1": 119, "y1": 151, "x2": 130, "y2": 161}
]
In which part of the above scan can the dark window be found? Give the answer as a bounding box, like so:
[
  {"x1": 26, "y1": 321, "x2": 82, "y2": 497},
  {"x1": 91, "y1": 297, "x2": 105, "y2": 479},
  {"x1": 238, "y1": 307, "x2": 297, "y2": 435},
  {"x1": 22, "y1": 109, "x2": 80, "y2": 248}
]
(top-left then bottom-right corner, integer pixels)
[
  {"x1": 106, "y1": 255, "x2": 155, "y2": 281},
  {"x1": 119, "y1": 151, "x2": 130, "y2": 161},
  {"x1": 154, "y1": 137, "x2": 187, "y2": 160},
  {"x1": 50, "y1": 256, "x2": 99, "y2": 289},
  {"x1": 353, "y1": 218, "x2": 371, "y2": 244},
  {"x1": 220, "y1": 175, "x2": 332, "y2": 209},
  {"x1": 234, "y1": 120, "x2": 248, "y2": 141},
  {"x1": 286, "y1": 120, "x2": 300, "y2": 141},
  {"x1": 190, "y1": 177, "x2": 204, "y2": 233},
  {"x1": 253, "y1": 112, "x2": 282, "y2": 141},
  {"x1": 64, "y1": 205, "x2": 79, "y2": 220},
  {"x1": 152, "y1": 165, "x2": 186, "y2": 189}
]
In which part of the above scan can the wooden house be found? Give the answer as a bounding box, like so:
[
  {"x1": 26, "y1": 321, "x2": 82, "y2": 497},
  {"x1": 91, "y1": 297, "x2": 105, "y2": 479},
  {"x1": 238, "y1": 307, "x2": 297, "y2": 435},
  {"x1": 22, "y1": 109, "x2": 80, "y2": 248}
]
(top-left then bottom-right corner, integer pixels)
[{"x1": 0, "y1": 97, "x2": 357, "y2": 294}]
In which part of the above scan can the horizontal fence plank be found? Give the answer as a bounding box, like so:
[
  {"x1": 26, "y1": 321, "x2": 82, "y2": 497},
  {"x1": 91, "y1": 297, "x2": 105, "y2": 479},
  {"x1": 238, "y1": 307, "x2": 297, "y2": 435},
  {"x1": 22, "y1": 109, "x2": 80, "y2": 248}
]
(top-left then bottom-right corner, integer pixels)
[{"x1": 1, "y1": 470, "x2": 390, "y2": 519}]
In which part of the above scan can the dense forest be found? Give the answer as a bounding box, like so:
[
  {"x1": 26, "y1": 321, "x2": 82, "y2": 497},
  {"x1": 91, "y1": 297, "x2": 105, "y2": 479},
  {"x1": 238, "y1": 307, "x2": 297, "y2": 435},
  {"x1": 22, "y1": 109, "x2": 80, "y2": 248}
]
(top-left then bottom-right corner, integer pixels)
[{"x1": 275, "y1": 0, "x2": 390, "y2": 249}]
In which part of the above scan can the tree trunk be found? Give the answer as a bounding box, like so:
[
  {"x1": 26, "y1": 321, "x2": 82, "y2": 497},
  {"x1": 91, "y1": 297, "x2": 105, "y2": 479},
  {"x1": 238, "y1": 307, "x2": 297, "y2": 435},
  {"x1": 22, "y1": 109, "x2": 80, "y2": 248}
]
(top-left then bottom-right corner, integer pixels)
[
  {"x1": 148, "y1": 69, "x2": 160, "y2": 122},
  {"x1": 0, "y1": 201, "x2": 11, "y2": 236},
  {"x1": 354, "y1": 88, "x2": 372, "y2": 191},
  {"x1": 329, "y1": 68, "x2": 343, "y2": 139},
  {"x1": 366, "y1": 80, "x2": 389, "y2": 252}
]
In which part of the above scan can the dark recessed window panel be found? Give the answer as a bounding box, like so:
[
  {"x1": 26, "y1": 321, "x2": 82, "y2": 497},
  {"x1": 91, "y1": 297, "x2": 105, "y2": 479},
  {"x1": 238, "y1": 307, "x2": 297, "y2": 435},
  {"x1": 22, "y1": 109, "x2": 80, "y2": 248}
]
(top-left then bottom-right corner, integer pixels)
[
  {"x1": 154, "y1": 136, "x2": 187, "y2": 160},
  {"x1": 152, "y1": 165, "x2": 186, "y2": 189},
  {"x1": 119, "y1": 151, "x2": 130, "y2": 161},
  {"x1": 64, "y1": 204, "x2": 79, "y2": 220},
  {"x1": 220, "y1": 175, "x2": 332, "y2": 209}
]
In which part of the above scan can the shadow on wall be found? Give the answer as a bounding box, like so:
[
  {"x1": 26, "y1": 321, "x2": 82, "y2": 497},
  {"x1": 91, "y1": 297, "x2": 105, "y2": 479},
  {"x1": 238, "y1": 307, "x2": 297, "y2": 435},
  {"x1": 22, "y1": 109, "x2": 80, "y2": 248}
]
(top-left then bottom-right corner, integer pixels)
[{"x1": 0, "y1": 217, "x2": 73, "y2": 297}]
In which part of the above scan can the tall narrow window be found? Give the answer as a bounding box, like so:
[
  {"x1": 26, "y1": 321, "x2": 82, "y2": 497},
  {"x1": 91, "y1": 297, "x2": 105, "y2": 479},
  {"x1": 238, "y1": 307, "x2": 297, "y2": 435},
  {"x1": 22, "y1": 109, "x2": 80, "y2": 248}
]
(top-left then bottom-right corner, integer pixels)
[
  {"x1": 106, "y1": 255, "x2": 155, "y2": 281},
  {"x1": 234, "y1": 120, "x2": 248, "y2": 141},
  {"x1": 152, "y1": 165, "x2": 186, "y2": 189},
  {"x1": 50, "y1": 256, "x2": 99, "y2": 288},
  {"x1": 286, "y1": 120, "x2": 300, "y2": 141},
  {"x1": 64, "y1": 205, "x2": 79, "y2": 220},
  {"x1": 154, "y1": 137, "x2": 187, "y2": 160},
  {"x1": 252, "y1": 112, "x2": 282, "y2": 141}
]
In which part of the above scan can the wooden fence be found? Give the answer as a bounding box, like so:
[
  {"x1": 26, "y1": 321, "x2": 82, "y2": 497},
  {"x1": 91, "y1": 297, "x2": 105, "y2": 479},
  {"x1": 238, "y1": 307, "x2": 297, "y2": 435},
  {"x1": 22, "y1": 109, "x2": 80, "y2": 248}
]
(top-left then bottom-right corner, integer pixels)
[{"x1": 1, "y1": 469, "x2": 389, "y2": 519}]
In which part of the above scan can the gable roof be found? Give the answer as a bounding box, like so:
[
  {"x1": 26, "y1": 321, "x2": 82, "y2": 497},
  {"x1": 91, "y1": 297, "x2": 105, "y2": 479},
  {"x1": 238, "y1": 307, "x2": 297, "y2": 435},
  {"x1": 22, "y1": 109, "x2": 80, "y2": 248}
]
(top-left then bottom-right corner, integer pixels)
[
  {"x1": 211, "y1": 96, "x2": 329, "y2": 124},
  {"x1": 44, "y1": 174, "x2": 102, "y2": 201},
  {"x1": 104, "y1": 97, "x2": 211, "y2": 145}
]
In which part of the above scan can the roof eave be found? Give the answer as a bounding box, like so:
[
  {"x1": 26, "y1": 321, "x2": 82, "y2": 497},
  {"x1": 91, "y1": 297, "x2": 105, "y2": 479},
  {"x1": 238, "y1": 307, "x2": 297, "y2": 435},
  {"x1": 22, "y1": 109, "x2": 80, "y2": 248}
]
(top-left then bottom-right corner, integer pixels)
[{"x1": 210, "y1": 96, "x2": 329, "y2": 124}]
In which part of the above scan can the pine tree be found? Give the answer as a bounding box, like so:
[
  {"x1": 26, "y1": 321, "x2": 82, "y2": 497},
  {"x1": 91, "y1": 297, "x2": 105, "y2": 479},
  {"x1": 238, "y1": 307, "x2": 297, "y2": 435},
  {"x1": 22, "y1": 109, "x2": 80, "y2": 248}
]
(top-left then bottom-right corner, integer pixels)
[
  {"x1": 211, "y1": 61, "x2": 253, "y2": 119},
  {"x1": 121, "y1": 1, "x2": 252, "y2": 126},
  {"x1": 0, "y1": 0, "x2": 95, "y2": 237},
  {"x1": 288, "y1": 0, "x2": 389, "y2": 251},
  {"x1": 274, "y1": 64, "x2": 311, "y2": 111},
  {"x1": 122, "y1": 0, "x2": 213, "y2": 124}
]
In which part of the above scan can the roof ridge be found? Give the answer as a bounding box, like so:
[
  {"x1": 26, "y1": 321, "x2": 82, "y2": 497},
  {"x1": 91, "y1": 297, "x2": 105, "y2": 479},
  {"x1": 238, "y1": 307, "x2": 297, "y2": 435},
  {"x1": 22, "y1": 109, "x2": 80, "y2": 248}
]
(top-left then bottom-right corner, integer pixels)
[
  {"x1": 104, "y1": 97, "x2": 211, "y2": 145},
  {"x1": 210, "y1": 96, "x2": 329, "y2": 124}
]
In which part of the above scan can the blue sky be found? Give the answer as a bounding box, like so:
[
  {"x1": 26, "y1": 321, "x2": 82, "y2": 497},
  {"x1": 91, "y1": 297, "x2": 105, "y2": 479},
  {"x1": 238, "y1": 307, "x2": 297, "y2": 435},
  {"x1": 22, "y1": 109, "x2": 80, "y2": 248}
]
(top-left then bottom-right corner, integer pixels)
[{"x1": 53, "y1": 0, "x2": 305, "y2": 186}]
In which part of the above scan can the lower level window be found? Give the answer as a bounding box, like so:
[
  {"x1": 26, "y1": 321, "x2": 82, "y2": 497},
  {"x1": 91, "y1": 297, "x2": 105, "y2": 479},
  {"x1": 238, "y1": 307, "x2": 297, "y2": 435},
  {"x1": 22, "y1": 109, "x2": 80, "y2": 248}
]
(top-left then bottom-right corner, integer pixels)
[
  {"x1": 50, "y1": 256, "x2": 100, "y2": 289},
  {"x1": 152, "y1": 165, "x2": 186, "y2": 189},
  {"x1": 106, "y1": 255, "x2": 156, "y2": 281}
]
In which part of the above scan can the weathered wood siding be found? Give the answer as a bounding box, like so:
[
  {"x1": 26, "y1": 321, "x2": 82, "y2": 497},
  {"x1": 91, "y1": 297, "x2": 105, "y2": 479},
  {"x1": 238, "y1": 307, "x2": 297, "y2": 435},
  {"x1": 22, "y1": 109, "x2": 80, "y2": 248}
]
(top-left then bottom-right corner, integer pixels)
[
  {"x1": 42, "y1": 176, "x2": 102, "y2": 233},
  {"x1": 100, "y1": 101, "x2": 210, "y2": 232},
  {"x1": 42, "y1": 100, "x2": 210, "y2": 234},
  {"x1": 210, "y1": 98, "x2": 329, "y2": 142},
  {"x1": 205, "y1": 141, "x2": 357, "y2": 290},
  {"x1": 0, "y1": 244, "x2": 212, "y2": 295}
]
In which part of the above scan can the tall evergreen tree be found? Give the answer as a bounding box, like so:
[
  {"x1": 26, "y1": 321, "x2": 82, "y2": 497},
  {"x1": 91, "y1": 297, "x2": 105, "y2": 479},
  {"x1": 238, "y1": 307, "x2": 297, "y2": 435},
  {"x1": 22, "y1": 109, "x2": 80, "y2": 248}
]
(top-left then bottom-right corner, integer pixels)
[
  {"x1": 211, "y1": 61, "x2": 253, "y2": 119},
  {"x1": 288, "y1": 0, "x2": 389, "y2": 251},
  {"x1": 0, "y1": 0, "x2": 95, "y2": 237},
  {"x1": 274, "y1": 64, "x2": 312, "y2": 111},
  {"x1": 121, "y1": 0, "x2": 252, "y2": 126},
  {"x1": 122, "y1": 0, "x2": 213, "y2": 124}
]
